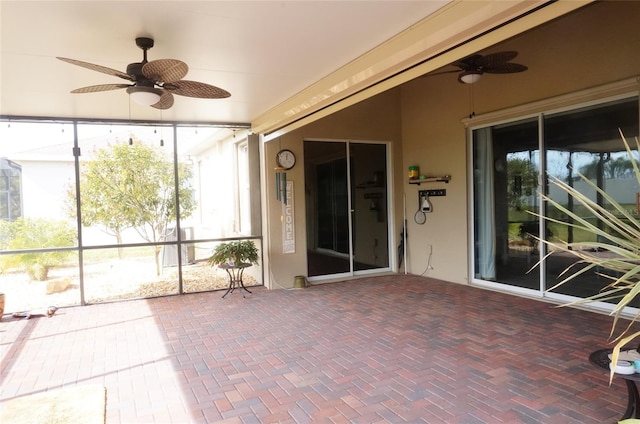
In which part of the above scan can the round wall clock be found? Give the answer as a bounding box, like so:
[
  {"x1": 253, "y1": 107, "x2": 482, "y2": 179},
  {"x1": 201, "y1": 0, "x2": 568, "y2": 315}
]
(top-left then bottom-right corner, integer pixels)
[{"x1": 276, "y1": 149, "x2": 296, "y2": 170}]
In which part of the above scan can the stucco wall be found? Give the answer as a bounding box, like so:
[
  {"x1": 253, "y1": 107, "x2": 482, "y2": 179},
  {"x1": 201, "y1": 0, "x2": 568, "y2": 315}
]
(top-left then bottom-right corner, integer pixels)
[
  {"x1": 400, "y1": 77, "x2": 470, "y2": 283},
  {"x1": 399, "y1": 1, "x2": 640, "y2": 285},
  {"x1": 264, "y1": 90, "x2": 402, "y2": 288},
  {"x1": 263, "y1": 1, "x2": 640, "y2": 290}
]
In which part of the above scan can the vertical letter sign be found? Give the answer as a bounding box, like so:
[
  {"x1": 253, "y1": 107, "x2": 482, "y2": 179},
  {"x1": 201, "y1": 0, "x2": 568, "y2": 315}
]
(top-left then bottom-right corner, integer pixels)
[{"x1": 282, "y1": 180, "x2": 295, "y2": 253}]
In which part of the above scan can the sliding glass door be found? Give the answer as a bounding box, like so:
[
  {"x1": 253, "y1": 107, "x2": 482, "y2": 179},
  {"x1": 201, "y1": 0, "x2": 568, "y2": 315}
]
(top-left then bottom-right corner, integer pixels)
[
  {"x1": 471, "y1": 96, "x2": 639, "y2": 303},
  {"x1": 304, "y1": 140, "x2": 389, "y2": 278}
]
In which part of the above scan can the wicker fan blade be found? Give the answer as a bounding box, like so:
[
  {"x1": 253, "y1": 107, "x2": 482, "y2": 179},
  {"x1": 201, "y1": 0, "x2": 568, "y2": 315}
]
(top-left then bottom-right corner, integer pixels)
[
  {"x1": 70, "y1": 84, "x2": 131, "y2": 94},
  {"x1": 452, "y1": 54, "x2": 483, "y2": 71},
  {"x1": 57, "y1": 57, "x2": 134, "y2": 81},
  {"x1": 142, "y1": 59, "x2": 188, "y2": 83},
  {"x1": 477, "y1": 51, "x2": 518, "y2": 68},
  {"x1": 151, "y1": 92, "x2": 175, "y2": 110},
  {"x1": 484, "y1": 62, "x2": 528, "y2": 74},
  {"x1": 164, "y1": 80, "x2": 231, "y2": 99}
]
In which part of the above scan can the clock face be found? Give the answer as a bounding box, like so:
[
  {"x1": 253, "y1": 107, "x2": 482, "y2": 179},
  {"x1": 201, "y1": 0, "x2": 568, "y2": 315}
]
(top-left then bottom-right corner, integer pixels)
[{"x1": 276, "y1": 149, "x2": 296, "y2": 170}]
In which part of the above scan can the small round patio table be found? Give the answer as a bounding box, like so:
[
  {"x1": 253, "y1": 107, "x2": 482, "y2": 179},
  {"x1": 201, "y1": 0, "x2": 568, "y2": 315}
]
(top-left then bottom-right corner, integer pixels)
[
  {"x1": 590, "y1": 348, "x2": 640, "y2": 420},
  {"x1": 219, "y1": 263, "x2": 252, "y2": 299}
]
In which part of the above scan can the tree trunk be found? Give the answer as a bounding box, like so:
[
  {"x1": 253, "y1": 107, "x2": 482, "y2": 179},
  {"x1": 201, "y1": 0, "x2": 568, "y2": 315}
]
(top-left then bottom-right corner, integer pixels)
[
  {"x1": 154, "y1": 245, "x2": 162, "y2": 276},
  {"x1": 116, "y1": 232, "x2": 124, "y2": 259}
]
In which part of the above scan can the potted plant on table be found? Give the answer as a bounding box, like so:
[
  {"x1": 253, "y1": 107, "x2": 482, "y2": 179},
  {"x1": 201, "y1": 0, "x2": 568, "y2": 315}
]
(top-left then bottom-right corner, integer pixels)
[
  {"x1": 207, "y1": 240, "x2": 260, "y2": 268},
  {"x1": 208, "y1": 240, "x2": 259, "y2": 298}
]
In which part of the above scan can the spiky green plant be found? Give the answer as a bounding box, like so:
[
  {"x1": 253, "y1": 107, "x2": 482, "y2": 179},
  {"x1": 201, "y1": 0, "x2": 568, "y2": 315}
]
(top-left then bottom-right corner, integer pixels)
[{"x1": 537, "y1": 130, "x2": 640, "y2": 382}]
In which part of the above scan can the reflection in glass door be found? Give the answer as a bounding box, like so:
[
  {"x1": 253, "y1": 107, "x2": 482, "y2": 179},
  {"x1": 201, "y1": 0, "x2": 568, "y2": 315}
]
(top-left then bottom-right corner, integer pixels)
[
  {"x1": 304, "y1": 140, "x2": 389, "y2": 278},
  {"x1": 472, "y1": 118, "x2": 541, "y2": 290},
  {"x1": 543, "y1": 98, "x2": 639, "y2": 302},
  {"x1": 316, "y1": 154, "x2": 349, "y2": 259},
  {"x1": 472, "y1": 96, "x2": 639, "y2": 304}
]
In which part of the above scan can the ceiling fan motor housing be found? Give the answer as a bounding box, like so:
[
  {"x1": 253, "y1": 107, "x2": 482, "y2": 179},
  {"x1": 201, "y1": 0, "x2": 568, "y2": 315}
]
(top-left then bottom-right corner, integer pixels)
[{"x1": 126, "y1": 62, "x2": 151, "y2": 84}]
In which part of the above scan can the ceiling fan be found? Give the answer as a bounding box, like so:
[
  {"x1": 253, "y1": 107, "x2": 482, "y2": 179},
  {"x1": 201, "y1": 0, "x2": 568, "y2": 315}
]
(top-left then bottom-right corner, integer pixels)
[
  {"x1": 429, "y1": 51, "x2": 528, "y2": 84},
  {"x1": 57, "y1": 37, "x2": 230, "y2": 110}
]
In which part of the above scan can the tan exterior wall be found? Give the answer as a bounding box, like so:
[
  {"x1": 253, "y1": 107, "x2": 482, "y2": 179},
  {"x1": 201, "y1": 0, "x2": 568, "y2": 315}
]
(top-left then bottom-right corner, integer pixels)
[
  {"x1": 263, "y1": 1, "x2": 640, "y2": 290},
  {"x1": 265, "y1": 90, "x2": 402, "y2": 289},
  {"x1": 399, "y1": 1, "x2": 640, "y2": 285},
  {"x1": 400, "y1": 76, "x2": 470, "y2": 283}
]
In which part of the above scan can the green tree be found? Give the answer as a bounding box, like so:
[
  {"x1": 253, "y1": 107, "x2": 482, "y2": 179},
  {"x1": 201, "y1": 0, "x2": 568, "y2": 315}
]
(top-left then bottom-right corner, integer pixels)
[
  {"x1": 507, "y1": 157, "x2": 538, "y2": 212},
  {"x1": 579, "y1": 155, "x2": 635, "y2": 179},
  {"x1": 73, "y1": 141, "x2": 196, "y2": 275}
]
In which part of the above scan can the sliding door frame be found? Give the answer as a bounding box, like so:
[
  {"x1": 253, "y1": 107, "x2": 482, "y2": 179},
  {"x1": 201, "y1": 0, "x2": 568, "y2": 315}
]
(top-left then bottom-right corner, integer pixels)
[
  {"x1": 305, "y1": 138, "x2": 394, "y2": 281},
  {"x1": 466, "y1": 78, "x2": 639, "y2": 315}
]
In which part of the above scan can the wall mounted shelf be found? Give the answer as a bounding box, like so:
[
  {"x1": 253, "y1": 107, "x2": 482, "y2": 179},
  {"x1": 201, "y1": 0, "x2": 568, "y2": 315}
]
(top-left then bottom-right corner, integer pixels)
[{"x1": 408, "y1": 175, "x2": 451, "y2": 185}]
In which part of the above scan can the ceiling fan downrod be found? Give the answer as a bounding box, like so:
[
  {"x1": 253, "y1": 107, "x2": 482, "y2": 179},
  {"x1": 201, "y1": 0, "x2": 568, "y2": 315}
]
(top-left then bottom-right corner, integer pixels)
[{"x1": 136, "y1": 37, "x2": 154, "y2": 66}]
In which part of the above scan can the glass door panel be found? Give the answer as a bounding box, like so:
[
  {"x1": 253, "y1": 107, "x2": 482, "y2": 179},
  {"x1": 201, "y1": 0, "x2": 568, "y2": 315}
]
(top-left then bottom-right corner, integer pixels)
[
  {"x1": 350, "y1": 143, "x2": 389, "y2": 271},
  {"x1": 544, "y1": 97, "x2": 640, "y2": 303},
  {"x1": 305, "y1": 141, "x2": 350, "y2": 276},
  {"x1": 473, "y1": 118, "x2": 541, "y2": 290}
]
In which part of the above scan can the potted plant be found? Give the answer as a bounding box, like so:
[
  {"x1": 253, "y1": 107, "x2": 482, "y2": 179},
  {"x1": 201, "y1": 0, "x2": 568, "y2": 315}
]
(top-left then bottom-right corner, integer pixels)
[
  {"x1": 208, "y1": 240, "x2": 259, "y2": 299},
  {"x1": 536, "y1": 130, "x2": 640, "y2": 380},
  {"x1": 207, "y1": 240, "x2": 259, "y2": 268}
]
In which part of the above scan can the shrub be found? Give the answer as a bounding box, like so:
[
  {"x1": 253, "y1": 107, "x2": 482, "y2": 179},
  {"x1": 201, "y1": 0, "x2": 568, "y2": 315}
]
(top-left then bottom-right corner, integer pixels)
[{"x1": 0, "y1": 218, "x2": 76, "y2": 280}]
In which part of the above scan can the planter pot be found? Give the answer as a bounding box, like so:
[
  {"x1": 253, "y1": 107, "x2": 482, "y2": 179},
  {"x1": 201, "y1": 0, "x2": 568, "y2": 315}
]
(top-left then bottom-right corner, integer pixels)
[{"x1": 293, "y1": 275, "x2": 307, "y2": 289}]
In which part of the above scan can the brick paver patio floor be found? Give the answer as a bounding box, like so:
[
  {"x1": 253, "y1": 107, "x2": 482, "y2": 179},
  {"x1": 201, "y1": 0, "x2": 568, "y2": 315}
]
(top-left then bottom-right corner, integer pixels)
[{"x1": 0, "y1": 274, "x2": 634, "y2": 423}]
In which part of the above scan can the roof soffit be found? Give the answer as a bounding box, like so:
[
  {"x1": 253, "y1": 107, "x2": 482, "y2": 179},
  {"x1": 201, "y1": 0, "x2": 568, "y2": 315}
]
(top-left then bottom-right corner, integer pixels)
[{"x1": 253, "y1": 0, "x2": 594, "y2": 136}]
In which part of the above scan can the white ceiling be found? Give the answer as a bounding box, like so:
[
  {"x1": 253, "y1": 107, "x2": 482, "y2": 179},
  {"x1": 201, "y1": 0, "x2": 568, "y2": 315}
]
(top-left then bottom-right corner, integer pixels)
[{"x1": 0, "y1": 1, "x2": 450, "y2": 127}]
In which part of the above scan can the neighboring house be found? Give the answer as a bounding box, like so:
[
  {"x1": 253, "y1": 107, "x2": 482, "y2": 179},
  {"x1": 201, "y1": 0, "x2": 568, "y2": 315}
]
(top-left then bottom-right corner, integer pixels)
[{"x1": 8, "y1": 146, "x2": 75, "y2": 222}]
